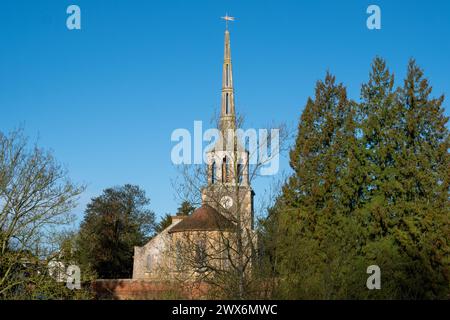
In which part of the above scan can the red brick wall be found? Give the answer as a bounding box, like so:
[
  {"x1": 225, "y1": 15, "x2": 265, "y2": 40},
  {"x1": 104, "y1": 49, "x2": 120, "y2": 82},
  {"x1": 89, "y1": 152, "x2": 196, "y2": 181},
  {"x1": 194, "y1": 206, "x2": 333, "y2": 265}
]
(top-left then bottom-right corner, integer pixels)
[{"x1": 92, "y1": 279, "x2": 210, "y2": 300}]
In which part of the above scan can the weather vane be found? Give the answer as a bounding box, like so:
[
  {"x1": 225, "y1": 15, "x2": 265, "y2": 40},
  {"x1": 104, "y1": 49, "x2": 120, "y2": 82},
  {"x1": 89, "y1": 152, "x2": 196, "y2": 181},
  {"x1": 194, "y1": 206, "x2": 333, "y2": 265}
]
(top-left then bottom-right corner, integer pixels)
[{"x1": 221, "y1": 13, "x2": 235, "y2": 30}]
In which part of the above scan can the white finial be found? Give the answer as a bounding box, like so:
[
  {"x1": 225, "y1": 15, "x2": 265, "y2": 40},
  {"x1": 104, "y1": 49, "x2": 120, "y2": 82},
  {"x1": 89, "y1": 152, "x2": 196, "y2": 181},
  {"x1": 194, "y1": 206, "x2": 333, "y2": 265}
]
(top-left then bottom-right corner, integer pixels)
[{"x1": 221, "y1": 13, "x2": 235, "y2": 30}]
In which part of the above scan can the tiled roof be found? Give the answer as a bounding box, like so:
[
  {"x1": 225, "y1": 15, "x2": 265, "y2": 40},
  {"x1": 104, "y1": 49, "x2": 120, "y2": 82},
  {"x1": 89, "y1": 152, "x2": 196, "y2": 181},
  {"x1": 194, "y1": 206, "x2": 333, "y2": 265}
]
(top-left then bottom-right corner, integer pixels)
[{"x1": 168, "y1": 204, "x2": 234, "y2": 233}]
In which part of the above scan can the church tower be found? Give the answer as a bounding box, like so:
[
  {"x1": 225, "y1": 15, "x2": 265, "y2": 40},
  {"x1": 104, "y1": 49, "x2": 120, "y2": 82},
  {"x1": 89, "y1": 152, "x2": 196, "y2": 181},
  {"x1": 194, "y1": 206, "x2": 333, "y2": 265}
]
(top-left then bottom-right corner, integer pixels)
[
  {"x1": 202, "y1": 19, "x2": 254, "y2": 231},
  {"x1": 132, "y1": 17, "x2": 256, "y2": 282}
]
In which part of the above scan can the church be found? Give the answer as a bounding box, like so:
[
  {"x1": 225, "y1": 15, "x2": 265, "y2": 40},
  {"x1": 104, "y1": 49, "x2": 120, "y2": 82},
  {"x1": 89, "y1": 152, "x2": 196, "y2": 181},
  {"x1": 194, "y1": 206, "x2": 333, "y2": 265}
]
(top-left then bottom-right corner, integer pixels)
[{"x1": 132, "y1": 20, "x2": 255, "y2": 281}]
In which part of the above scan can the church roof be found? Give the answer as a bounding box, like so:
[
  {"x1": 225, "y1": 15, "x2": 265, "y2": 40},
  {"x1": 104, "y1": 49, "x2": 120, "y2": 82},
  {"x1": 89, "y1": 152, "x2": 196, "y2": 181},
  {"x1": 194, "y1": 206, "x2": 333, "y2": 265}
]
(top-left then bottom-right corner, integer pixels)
[{"x1": 168, "y1": 204, "x2": 234, "y2": 233}]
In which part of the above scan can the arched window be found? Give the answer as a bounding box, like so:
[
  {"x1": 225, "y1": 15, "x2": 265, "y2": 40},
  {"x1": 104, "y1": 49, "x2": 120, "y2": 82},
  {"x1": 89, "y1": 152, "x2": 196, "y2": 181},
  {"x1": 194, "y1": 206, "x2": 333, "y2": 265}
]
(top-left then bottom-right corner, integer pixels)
[
  {"x1": 222, "y1": 157, "x2": 229, "y2": 183},
  {"x1": 146, "y1": 254, "x2": 153, "y2": 271},
  {"x1": 222, "y1": 157, "x2": 226, "y2": 182},
  {"x1": 237, "y1": 163, "x2": 243, "y2": 184},
  {"x1": 221, "y1": 238, "x2": 230, "y2": 269},
  {"x1": 195, "y1": 240, "x2": 207, "y2": 272},
  {"x1": 211, "y1": 162, "x2": 216, "y2": 184},
  {"x1": 175, "y1": 241, "x2": 183, "y2": 271},
  {"x1": 226, "y1": 64, "x2": 229, "y2": 86},
  {"x1": 225, "y1": 93, "x2": 229, "y2": 114}
]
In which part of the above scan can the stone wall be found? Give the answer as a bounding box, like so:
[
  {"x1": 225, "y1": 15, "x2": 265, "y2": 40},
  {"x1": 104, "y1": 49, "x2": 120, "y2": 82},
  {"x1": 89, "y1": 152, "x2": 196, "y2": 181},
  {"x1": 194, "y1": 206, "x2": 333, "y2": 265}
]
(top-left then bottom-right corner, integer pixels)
[{"x1": 133, "y1": 219, "x2": 183, "y2": 279}]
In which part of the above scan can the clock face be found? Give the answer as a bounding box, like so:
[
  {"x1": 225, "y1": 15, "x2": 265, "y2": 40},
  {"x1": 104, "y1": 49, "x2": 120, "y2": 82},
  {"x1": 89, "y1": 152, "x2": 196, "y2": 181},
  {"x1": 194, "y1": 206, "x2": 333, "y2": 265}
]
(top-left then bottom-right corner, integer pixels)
[{"x1": 220, "y1": 196, "x2": 233, "y2": 209}]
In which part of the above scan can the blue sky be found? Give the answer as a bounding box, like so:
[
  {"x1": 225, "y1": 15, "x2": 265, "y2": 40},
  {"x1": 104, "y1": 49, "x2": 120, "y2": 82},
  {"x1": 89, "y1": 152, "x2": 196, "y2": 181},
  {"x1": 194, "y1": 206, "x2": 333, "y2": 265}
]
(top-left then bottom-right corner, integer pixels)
[{"x1": 1, "y1": 0, "x2": 449, "y2": 225}]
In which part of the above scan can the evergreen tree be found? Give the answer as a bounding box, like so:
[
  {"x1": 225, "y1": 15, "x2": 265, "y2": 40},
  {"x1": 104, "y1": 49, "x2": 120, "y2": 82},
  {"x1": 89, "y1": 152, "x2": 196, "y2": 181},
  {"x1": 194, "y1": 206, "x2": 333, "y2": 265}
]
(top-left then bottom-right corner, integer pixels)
[
  {"x1": 273, "y1": 73, "x2": 364, "y2": 298},
  {"x1": 390, "y1": 60, "x2": 449, "y2": 298},
  {"x1": 269, "y1": 59, "x2": 449, "y2": 299},
  {"x1": 155, "y1": 213, "x2": 172, "y2": 233},
  {"x1": 177, "y1": 200, "x2": 195, "y2": 216},
  {"x1": 154, "y1": 202, "x2": 194, "y2": 234},
  {"x1": 358, "y1": 58, "x2": 449, "y2": 298}
]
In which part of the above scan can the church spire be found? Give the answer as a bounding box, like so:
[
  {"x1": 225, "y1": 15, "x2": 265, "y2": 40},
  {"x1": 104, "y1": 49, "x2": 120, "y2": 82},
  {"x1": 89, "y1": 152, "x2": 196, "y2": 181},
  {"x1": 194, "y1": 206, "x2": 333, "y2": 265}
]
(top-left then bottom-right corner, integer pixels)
[{"x1": 220, "y1": 15, "x2": 236, "y2": 132}]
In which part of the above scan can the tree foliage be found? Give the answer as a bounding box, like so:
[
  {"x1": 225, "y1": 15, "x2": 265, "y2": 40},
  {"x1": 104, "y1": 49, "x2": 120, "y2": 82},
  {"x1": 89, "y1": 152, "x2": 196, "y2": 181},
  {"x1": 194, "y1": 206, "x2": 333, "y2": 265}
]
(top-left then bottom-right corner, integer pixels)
[
  {"x1": 155, "y1": 213, "x2": 173, "y2": 234},
  {"x1": 0, "y1": 129, "x2": 86, "y2": 299},
  {"x1": 76, "y1": 184, "x2": 156, "y2": 279},
  {"x1": 264, "y1": 58, "x2": 449, "y2": 299},
  {"x1": 155, "y1": 201, "x2": 195, "y2": 234},
  {"x1": 177, "y1": 201, "x2": 195, "y2": 216}
]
